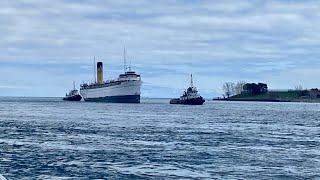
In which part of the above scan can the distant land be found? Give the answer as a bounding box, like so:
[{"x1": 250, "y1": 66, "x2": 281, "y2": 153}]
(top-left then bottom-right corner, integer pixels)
[
  {"x1": 214, "y1": 89, "x2": 320, "y2": 103},
  {"x1": 214, "y1": 82, "x2": 320, "y2": 103}
]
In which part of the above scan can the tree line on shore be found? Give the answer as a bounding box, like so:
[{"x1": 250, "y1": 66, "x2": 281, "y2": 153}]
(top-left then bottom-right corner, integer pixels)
[
  {"x1": 219, "y1": 80, "x2": 320, "y2": 101},
  {"x1": 222, "y1": 81, "x2": 269, "y2": 98}
]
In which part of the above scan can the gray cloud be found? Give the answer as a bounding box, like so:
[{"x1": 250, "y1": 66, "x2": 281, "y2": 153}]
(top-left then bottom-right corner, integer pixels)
[{"x1": 1, "y1": 0, "x2": 320, "y2": 97}]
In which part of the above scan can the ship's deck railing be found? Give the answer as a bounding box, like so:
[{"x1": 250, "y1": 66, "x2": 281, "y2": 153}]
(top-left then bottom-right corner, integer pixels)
[
  {"x1": 80, "y1": 79, "x2": 141, "y2": 90},
  {"x1": 81, "y1": 81, "x2": 121, "y2": 89}
]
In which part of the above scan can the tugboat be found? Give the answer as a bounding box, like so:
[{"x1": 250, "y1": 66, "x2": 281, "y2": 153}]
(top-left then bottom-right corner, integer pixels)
[
  {"x1": 170, "y1": 74, "x2": 205, "y2": 105},
  {"x1": 63, "y1": 82, "x2": 82, "y2": 101}
]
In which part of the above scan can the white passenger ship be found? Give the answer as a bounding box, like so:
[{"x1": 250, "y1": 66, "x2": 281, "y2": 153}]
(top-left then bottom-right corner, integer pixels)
[{"x1": 80, "y1": 52, "x2": 142, "y2": 103}]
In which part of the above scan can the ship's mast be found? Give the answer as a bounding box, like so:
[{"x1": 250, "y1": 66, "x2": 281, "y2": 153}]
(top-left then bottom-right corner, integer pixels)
[
  {"x1": 190, "y1": 74, "x2": 193, "y2": 87},
  {"x1": 94, "y1": 56, "x2": 96, "y2": 83},
  {"x1": 124, "y1": 46, "x2": 127, "y2": 73},
  {"x1": 73, "y1": 81, "x2": 76, "y2": 90}
]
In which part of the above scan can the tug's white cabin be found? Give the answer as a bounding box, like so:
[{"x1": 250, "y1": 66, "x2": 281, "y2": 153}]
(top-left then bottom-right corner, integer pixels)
[{"x1": 179, "y1": 74, "x2": 201, "y2": 100}]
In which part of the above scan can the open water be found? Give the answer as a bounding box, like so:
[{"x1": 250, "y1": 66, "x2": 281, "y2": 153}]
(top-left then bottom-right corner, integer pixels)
[{"x1": 0, "y1": 97, "x2": 319, "y2": 179}]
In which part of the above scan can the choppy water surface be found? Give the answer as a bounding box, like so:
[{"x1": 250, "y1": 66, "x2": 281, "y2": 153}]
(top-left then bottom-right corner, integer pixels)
[{"x1": 0, "y1": 97, "x2": 320, "y2": 179}]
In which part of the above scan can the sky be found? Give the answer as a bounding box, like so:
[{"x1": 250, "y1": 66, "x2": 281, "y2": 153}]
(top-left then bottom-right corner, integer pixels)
[{"x1": 0, "y1": 0, "x2": 320, "y2": 98}]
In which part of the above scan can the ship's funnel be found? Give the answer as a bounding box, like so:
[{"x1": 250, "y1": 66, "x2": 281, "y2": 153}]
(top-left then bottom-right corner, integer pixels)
[{"x1": 97, "y1": 62, "x2": 103, "y2": 84}]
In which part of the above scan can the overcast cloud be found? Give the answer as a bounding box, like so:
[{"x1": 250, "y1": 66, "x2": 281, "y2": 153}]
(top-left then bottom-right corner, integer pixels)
[{"x1": 0, "y1": 0, "x2": 320, "y2": 97}]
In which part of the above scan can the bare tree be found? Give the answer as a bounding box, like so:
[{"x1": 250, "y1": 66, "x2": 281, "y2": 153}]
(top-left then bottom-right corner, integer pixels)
[
  {"x1": 231, "y1": 82, "x2": 236, "y2": 96},
  {"x1": 235, "y1": 81, "x2": 247, "y2": 95},
  {"x1": 294, "y1": 85, "x2": 303, "y2": 91},
  {"x1": 223, "y1": 82, "x2": 233, "y2": 98}
]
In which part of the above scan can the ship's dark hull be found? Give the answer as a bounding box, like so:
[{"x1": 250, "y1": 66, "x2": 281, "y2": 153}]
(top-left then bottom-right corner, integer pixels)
[
  {"x1": 170, "y1": 97, "x2": 205, "y2": 105},
  {"x1": 83, "y1": 95, "x2": 140, "y2": 103},
  {"x1": 63, "y1": 95, "x2": 82, "y2": 101}
]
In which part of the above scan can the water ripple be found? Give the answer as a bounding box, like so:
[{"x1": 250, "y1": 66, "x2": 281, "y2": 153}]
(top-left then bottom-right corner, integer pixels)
[{"x1": 0, "y1": 98, "x2": 320, "y2": 179}]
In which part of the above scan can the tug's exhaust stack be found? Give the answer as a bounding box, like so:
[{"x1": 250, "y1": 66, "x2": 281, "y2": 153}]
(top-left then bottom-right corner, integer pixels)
[{"x1": 97, "y1": 62, "x2": 103, "y2": 84}]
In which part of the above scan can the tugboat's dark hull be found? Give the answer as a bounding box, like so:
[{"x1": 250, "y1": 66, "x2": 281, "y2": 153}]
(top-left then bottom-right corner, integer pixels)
[
  {"x1": 63, "y1": 95, "x2": 82, "y2": 101},
  {"x1": 170, "y1": 97, "x2": 205, "y2": 105}
]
